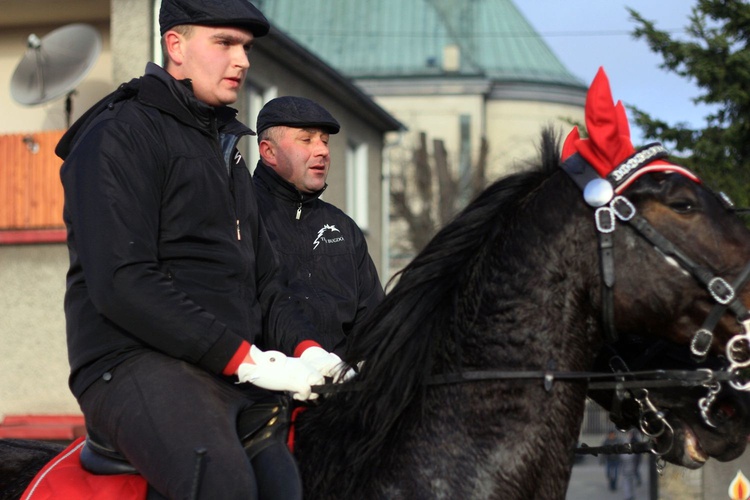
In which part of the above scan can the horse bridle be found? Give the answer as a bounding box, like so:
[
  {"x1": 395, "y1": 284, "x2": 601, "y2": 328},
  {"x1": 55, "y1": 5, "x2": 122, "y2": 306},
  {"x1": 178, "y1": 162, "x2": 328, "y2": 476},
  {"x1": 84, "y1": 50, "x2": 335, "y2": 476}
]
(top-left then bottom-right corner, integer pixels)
[
  {"x1": 562, "y1": 146, "x2": 750, "y2": 338},
  {"x1": 561, "y1": 144, "x2": 750, "y2": 444}
]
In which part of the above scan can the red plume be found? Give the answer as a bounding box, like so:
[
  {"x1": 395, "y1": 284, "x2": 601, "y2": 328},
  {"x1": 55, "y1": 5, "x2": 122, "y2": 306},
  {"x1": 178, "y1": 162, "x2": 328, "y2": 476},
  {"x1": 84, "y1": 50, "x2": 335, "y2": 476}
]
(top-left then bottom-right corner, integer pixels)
[
  {"x1": 561, "y1": 67, "x2": 635, "y2": 176},
  {"x1": 561, "y1": 67, "x2": 701, "y2": 190}
]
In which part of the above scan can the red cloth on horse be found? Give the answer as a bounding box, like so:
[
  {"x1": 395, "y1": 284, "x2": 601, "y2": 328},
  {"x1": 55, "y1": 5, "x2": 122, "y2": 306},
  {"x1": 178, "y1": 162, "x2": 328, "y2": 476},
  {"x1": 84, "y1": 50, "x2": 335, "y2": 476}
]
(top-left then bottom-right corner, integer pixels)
[{"x1": 21, "y1": 437, "x2": 148, "y2": 500}]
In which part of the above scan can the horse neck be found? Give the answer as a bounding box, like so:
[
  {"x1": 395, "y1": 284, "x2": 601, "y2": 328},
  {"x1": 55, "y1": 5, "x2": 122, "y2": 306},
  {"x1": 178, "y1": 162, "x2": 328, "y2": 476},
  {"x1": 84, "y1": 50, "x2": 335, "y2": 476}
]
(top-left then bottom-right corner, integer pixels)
[{"x1": 457, "y1": 176, "x2": 603, "y2": 373}]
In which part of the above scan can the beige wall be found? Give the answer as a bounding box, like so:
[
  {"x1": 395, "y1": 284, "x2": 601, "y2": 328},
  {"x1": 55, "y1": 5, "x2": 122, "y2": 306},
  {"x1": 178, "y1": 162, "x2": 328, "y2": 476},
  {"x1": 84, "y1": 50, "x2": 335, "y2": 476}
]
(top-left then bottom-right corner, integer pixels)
[
  {"x1": 374, "y1": 93, "x2": 583, "y2": 184},
  {"x1": 486, "y1": 100, "x2": 584, "y2": 176},
  {"x1": 0, "y1": 245, "x2": 78, "y2": 416},
  {"x1": 375, "y1": 94, "x2": 484, "y2": 166}
]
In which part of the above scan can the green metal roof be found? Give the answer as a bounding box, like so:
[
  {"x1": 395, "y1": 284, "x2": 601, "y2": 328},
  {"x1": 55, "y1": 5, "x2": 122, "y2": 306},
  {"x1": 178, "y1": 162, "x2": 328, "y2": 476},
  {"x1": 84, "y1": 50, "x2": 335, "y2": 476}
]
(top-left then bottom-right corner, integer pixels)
[{"x1": 255, "y1": 0, "x2": 585, "y2": 88}]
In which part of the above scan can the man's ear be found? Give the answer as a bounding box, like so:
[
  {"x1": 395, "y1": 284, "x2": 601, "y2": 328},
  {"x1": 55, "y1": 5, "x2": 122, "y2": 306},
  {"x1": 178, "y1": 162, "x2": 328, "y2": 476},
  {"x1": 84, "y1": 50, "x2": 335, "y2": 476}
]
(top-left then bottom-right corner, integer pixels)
[
  {"x1": 163, "y1": 31, "x2": 185, "y2": 67},
  {"x1": 258, "y1": 139, "x2": 277, "y2": 166}
]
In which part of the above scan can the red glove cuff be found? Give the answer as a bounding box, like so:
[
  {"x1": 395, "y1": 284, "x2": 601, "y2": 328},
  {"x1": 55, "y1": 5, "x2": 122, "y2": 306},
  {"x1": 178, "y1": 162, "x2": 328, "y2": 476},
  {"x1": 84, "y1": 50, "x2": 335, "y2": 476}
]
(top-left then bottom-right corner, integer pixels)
[
  {"x1": 294, "y1": 340, "x2": 322, "y2": 358},
  {"x1": 223, "y1": 341, "x2": 251, "y2": 376}
]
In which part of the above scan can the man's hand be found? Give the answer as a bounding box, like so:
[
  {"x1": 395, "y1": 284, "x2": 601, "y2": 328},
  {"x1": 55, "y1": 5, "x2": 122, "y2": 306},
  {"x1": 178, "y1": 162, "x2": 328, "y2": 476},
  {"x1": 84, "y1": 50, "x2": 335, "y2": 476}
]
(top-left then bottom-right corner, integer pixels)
[
  {"x1": 236, "y1": 345, "x2": 324, "y2": 400},
  {"x1": 300, "y1": 346, "x2": 356, "y2": 382}
]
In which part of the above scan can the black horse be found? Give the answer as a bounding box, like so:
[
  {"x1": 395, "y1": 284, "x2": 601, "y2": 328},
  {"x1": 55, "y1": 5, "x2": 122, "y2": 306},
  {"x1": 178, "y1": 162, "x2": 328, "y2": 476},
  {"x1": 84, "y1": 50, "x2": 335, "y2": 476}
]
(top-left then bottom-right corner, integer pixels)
[
  {"x1": 289, "y1": 122, "x2": 750, "y2": 498},
  {"x1": 4, "y1": 71, "x2": 750, "y2": 499}
]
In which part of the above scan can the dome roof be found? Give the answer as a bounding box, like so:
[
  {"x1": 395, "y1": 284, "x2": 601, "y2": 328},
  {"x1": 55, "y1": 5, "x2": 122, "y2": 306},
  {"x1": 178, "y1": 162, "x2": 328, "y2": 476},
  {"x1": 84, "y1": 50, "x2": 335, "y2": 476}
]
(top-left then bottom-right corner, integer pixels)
[{"x1": 255, "y1": 0, "x2": 585, "y2": 88}]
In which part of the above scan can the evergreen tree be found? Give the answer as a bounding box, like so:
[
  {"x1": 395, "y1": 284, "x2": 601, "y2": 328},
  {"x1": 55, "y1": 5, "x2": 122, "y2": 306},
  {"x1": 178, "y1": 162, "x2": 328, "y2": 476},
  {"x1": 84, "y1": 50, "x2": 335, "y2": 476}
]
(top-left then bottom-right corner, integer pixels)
[{"x1": 628, "y1": 0, "x2": 750, "y2": 207}]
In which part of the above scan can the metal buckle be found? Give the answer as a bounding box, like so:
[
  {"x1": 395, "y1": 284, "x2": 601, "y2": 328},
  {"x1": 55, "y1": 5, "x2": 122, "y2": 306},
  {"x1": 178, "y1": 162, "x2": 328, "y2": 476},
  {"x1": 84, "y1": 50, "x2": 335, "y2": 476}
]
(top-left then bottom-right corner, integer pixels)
[
  {"x1": 729, "y1": 366, "x2": 750, "y2": 392},
  {"x1": 726, "y1": 334, "x2": 750, "y2": 369},
  {"x1": 611, "y1": 196, "x2": 636, "y2": 221},
  {"x1": 690, "y1": 329, "x2": 713, "y2": 358},
  {"x1": 708, "y1": 277, "x2": 735, "y2": 305},
  {"x1": 595, "y1": 207, "x2": 615, "y2": 233}
]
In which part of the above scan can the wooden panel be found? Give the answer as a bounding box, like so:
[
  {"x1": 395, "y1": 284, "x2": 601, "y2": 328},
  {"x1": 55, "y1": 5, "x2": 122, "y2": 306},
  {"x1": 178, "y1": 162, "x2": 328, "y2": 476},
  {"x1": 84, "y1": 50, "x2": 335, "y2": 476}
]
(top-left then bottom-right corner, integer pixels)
[{"x1": 0, "y1": 130, "x2": 65, "y2": 230}]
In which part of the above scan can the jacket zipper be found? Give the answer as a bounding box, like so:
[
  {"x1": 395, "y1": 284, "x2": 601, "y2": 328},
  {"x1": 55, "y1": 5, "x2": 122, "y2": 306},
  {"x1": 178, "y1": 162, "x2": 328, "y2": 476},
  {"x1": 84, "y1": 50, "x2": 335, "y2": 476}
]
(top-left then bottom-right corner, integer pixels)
[
  {"x1": 217, "y1": 130, "x2": 245, "y2": 241},
  {"x1": 296, "y1": 203, "x2": 302, "y2": 220}
]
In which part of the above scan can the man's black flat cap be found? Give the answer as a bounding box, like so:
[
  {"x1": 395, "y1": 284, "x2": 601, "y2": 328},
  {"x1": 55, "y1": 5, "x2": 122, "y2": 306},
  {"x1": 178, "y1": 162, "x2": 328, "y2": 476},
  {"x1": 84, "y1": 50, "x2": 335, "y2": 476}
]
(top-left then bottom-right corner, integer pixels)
[
  {"x1": 256, "y1": 96, "x2": 340, "y2": 136},
  {"x1": 160, "y1": 0, "x2": 270, "y2": 37}
]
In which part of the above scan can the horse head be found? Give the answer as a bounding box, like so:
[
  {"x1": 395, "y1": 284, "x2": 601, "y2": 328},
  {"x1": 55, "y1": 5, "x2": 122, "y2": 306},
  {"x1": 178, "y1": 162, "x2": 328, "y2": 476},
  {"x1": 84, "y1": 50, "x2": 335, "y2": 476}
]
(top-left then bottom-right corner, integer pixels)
[{"x1": 568, "y1": 68, "x2": 750, "y2": 469}]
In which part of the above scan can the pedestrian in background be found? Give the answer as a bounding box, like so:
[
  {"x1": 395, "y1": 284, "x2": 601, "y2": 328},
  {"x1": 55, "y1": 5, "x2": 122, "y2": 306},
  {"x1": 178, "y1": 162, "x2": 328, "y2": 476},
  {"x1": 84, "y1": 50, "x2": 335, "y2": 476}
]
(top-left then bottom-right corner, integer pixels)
[{"x1": 601, "y1": 430, "x2": 621, "y2": 491}]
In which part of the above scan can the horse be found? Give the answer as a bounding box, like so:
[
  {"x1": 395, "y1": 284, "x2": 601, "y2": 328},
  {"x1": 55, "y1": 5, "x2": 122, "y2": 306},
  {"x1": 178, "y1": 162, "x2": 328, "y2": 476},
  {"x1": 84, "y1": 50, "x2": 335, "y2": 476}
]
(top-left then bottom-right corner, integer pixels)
[
  {"x1": 3, "y1": 68, "x2": 750, "y2": 499},
  {"x1": 290, "y1": 70, "x2": 750, "y2": 498}
]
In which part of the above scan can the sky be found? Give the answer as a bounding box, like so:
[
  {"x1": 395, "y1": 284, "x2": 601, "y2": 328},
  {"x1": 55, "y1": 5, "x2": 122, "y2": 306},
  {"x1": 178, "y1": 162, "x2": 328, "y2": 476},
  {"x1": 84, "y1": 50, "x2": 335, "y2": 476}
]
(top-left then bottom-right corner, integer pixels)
[{"x1": 514, "y1": 1, "x2": 711, "y2": 143}]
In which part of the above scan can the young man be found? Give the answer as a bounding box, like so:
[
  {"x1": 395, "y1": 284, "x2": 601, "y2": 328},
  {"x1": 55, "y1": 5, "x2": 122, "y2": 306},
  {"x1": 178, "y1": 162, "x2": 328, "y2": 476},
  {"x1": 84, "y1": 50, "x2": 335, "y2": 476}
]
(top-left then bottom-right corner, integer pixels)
[
  {"x1": 56, "y1": 1, "x2": 342, "y2": 498},
  {"x1": 253, "y1": 97, "x2": 384, "y2": 355}
]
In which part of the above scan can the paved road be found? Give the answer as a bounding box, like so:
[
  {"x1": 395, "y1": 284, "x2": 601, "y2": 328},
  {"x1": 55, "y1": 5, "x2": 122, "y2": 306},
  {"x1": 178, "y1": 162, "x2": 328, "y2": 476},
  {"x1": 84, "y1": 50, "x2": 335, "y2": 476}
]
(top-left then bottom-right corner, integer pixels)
[{"x1": 566, "y1": 455, "x2": 651, "y2": 500}]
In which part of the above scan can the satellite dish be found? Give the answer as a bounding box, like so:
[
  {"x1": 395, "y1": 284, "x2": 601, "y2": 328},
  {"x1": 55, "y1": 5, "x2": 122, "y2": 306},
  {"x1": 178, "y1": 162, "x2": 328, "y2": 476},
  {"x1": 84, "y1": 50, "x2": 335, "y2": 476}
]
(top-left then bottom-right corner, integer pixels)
[{"x1": 10, "y1": 23, "x2": 102, "y2": 126}]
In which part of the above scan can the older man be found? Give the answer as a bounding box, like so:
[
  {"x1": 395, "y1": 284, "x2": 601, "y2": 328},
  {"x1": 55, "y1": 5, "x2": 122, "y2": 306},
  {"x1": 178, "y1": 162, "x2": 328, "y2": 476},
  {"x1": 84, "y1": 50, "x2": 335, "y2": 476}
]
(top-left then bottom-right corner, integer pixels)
[{"x1": 253, "y1": 96, "x2": 384, "y2": 356}]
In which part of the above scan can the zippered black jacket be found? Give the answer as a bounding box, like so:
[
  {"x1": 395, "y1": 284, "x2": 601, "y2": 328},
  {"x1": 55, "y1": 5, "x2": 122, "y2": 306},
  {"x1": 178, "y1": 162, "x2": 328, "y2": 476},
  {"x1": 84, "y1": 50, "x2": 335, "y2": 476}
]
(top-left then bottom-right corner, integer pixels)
[
  {"x1": 57, "y1": 63, "x2": 314, "y2": 398},
  {"x1": 253, "y1": 161, "x2": 384, "y2": 355}
]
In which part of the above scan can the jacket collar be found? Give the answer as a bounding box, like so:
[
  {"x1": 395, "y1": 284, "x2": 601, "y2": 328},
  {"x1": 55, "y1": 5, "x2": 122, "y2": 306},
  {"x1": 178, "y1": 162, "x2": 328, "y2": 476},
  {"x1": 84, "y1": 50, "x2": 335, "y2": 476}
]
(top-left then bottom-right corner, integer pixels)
[
  {"x1": 139, "y1": 62, "x2": 251, "y2": 137},
  {"x1": 254, "y1": 160, "x2": 326, "y2": 204}
]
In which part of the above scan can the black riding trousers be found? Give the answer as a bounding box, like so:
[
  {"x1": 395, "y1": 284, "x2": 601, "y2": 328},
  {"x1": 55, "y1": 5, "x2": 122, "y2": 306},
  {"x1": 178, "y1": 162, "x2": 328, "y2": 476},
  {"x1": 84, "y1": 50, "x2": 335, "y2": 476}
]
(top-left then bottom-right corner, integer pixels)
[{"x1": 78, "y1": 351, "x2": 302, "y2": 500}]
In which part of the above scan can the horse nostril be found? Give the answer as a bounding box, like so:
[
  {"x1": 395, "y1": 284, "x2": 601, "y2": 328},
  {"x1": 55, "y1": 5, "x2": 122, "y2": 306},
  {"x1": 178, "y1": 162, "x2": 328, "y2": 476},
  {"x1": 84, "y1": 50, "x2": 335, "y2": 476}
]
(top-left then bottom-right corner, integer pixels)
[{"x1": 713, "y1": 402, "x2": 737, "y2": 424}]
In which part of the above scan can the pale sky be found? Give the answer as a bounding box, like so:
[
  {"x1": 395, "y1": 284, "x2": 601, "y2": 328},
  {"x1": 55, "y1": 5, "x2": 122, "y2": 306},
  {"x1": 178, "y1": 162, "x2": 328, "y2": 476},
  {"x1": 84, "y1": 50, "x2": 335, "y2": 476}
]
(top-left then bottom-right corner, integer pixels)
[{"x1": 515, "y1": 1, "x2": 713, "y2": 143}]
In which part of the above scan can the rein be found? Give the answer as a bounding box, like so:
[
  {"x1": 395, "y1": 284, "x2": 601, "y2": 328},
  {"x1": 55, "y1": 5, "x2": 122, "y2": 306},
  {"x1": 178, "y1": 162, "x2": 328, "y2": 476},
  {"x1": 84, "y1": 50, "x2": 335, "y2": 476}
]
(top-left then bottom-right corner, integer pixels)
[{"x1": 312, "y1": 366, "x2": 739, "y2": 394}]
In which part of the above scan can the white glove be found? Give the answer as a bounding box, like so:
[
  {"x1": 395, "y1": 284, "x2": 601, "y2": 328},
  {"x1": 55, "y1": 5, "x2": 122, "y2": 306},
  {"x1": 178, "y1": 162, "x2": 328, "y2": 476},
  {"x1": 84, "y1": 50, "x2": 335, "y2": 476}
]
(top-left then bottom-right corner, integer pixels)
[
  {"x1": 300, "y1": 346, "x2": 356, "y2": 382},
  {"x1": 236, "y1": 345, "x2": 324, "y2": 401}
]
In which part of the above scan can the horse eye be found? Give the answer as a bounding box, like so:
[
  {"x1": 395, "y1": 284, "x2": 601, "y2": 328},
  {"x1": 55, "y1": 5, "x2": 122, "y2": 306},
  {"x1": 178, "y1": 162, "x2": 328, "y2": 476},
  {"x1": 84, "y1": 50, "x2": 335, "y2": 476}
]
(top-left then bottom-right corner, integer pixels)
[{"x1": 669, "y1": 200, "x2": 694, "y2": 213}]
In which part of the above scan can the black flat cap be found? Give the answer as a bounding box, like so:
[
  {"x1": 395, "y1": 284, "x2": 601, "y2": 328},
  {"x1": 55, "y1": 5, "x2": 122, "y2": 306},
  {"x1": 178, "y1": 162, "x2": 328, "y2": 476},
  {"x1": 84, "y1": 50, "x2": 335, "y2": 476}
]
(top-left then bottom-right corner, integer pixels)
[
  {"x1": 160, "y1": 0, "x2": 270, "y2": 37},
  {"x1": 257, "y1": 96, "x2": 340, "y2": 136}
]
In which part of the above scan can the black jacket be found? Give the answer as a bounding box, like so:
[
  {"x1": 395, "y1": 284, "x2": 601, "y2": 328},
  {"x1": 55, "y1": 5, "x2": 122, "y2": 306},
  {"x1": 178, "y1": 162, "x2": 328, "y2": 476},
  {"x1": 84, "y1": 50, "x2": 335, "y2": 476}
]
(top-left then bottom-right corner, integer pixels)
[
  {"x1": 58, "y1": 63, "x2": 314, "y2": 398},
  {"x1": 253, "y1": 161, "x2": 384, "y2": 355}
]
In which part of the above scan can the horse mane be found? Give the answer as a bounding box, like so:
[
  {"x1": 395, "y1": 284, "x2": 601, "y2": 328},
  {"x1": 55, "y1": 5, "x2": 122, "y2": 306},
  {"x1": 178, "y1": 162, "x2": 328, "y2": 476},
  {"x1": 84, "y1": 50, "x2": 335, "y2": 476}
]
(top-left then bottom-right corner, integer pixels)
[{"x1": 296, "y1": 128, "x2": 563, "y2": 496}]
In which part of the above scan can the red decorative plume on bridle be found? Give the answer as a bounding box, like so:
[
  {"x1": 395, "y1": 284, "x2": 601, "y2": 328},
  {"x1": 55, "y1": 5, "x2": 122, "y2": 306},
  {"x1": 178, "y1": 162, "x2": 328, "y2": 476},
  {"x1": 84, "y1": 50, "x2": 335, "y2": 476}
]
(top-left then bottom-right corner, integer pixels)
[{"x1": 561, "y1": 67, "x2": 699, "y2": 192}]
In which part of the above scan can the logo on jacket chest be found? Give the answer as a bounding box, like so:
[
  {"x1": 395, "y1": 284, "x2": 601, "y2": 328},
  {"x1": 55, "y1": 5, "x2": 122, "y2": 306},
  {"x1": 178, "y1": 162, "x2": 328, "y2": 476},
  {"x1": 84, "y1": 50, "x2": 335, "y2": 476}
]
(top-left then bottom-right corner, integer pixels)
[{"x1": 313, "y1": 224, "x2": 345, "y2": 249}]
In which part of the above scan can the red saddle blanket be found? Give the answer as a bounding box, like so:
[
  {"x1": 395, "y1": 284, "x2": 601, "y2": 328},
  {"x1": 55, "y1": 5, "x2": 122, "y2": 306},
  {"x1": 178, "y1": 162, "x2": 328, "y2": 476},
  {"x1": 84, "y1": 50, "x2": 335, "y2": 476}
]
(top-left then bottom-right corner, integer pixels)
[{"x1": 21, "y1": 437, "x2": 148, "y2": 500}]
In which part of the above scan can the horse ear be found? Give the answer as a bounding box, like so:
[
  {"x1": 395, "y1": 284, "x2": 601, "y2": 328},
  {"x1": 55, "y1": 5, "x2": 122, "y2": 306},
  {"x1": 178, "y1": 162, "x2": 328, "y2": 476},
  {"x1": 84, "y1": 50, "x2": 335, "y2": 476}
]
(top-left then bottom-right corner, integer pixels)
[
  {"x1": 573, "y1": 67, "x2": 635, "y2": 177},
  {"x1": 561, "y1": 127, "x2": 580, "y2": 161}
]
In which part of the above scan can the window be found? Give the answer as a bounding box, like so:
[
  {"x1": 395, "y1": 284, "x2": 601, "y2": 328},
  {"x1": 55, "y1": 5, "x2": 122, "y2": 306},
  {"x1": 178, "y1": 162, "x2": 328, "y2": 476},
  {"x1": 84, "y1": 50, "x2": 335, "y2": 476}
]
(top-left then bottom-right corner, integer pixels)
[{"x1": 346, "y1": 142, "x2": 369, "y2": 231}]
